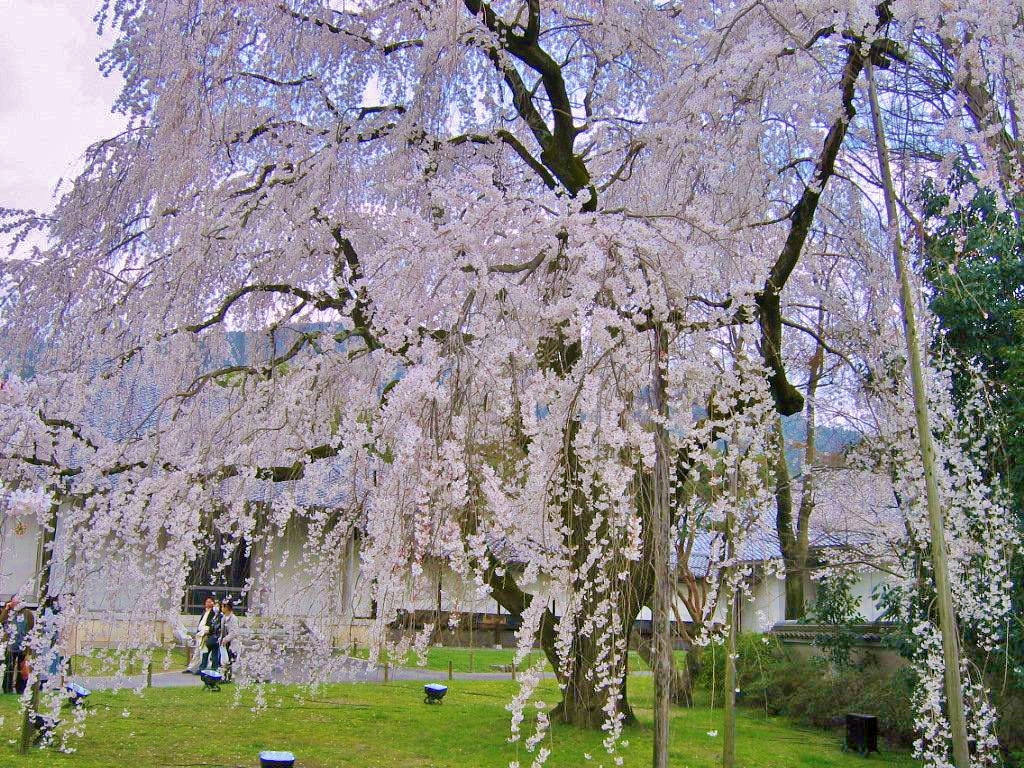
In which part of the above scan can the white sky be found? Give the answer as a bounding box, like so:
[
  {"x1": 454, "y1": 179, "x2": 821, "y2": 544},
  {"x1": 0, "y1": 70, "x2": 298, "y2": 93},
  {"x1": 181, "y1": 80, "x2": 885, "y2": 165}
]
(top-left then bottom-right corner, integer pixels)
[{"x1": 0, "y1": 1, "x2": 124, "y2": 214}]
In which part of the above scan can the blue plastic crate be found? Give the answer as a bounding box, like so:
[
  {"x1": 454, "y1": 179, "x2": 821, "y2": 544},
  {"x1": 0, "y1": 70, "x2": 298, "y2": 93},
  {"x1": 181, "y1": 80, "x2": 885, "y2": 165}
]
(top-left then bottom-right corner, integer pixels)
[
  {"x1": 65, "y1": 683, "x2": 91, "y2": 705},
  {"x1": 259, "y1": 750, "x2": 296, "y2": 767},
  {"x1": 199, "y1": 669, "x2": 224, "y2": 691},
  {"x1": 424, "y1": 683, "x2": 448, "y2": 704}
]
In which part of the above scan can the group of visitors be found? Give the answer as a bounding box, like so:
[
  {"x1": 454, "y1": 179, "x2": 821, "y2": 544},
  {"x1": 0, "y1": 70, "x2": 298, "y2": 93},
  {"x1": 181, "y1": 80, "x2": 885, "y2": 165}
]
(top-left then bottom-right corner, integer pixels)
[
  {"x1": 6, "y1": 592, "x2": 240, "y2": 689},
  {"x1": 183, "y1": 595, "x2": 238, "y2": 675},
  {"x1": 1, "y1": 594, "x2": 64, "y2": 695},
  {"x1": 1, "y1": 596, "x2": 35, "y2": 694}
]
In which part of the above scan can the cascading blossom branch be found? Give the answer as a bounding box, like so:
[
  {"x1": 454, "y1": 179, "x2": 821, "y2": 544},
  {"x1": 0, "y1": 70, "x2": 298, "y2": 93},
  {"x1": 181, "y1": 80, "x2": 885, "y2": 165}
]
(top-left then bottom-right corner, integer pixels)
[
  {"x1": 0, "y1": 0, "x2": 1021, "y2": 761},
  {"x1": 855, "y1": 342, "x2": 1017, "y2": 766}
]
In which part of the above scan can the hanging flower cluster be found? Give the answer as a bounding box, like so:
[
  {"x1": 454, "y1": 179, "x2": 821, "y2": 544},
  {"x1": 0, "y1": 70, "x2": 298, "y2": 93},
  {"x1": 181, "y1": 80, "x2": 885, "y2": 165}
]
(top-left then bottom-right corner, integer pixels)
[{"x1": 0, "y1": 0, "x2": 1019, "y2": 762}]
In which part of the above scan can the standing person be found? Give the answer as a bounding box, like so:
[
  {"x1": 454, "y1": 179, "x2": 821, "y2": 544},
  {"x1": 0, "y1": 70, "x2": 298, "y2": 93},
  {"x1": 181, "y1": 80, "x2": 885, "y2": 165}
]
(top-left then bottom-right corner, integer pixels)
[
  {"x1": 197, "y1": 597, "x2": 222, "y2": 672},
  {"x1": 7, "y1": 599, "x2": 35, "y2": 694},
  {"x1": 219, "y1": 599, "x2": 238, "y2": 680},
  {"x1": 184, "y1": 595, "x2": 215, "y2": 673},
  {"x1": 1, "y1": 599, "x2": 14, "y2": 693}
]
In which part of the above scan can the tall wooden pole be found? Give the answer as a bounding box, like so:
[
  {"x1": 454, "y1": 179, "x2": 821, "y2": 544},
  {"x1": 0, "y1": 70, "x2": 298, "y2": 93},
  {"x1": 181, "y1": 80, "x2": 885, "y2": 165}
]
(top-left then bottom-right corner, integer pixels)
[
  {"x1": 651, "y1": 324, "x2": 673, "y2": 768},
  {"x1": 722, "y1": 469, "x2": 737, "y2": 768},
  {"x1": 723, "y1": 593, "x2": 737, "y2": 768},
  {"x1": 866, "y1": 60, "x2": 970, "y2": 768}
]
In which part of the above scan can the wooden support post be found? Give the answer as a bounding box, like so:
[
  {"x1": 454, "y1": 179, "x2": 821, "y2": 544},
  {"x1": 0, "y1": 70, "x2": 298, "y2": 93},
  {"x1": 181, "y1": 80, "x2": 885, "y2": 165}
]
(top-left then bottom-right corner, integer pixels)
[
  {"x1": 723, "y1": 446, "x2": 739, "y2": 768},
  {"x1": 448, "y1": 660, "x2": 453, "y2": 680},
  {"x1": 147, "y1": 661, "x2": 153, "y2": 688},
  {"x1": 723, "y1": 594, "x2": 737, "y2": 768},
  {"x1": 866, "y1": 60, "x2": 970, "y2": 768},
  {"x1": 383, "y1": 662, "x2": 389, "y2": 683},
  {"x1": 651, "y1": 323, "x2": 673, "y2": 768},
  {"x1": 511, "y1": 660, "x2": 516, "y2": 681}
]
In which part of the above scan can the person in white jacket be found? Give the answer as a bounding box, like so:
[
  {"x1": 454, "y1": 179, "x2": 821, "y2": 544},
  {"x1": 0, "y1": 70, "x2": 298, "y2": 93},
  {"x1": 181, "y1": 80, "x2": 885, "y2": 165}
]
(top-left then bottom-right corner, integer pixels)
[
  {"x1": 184, "y1": 596, "x2": 215, "y2": 673},
  {"x1": 219, "y1": 598, "x2": 239, "y2": 679}
]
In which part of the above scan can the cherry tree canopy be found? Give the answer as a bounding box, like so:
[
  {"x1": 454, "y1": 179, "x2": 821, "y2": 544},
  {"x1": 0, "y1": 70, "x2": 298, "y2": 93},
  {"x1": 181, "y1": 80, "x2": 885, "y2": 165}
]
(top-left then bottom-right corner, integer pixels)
[{"x1": 0, "y1": 0, "x2": 1020, "y2": 762}]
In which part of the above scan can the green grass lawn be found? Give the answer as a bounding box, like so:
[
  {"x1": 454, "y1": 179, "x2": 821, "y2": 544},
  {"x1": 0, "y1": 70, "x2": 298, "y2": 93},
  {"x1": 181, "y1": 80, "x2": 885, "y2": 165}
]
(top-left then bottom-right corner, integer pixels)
[
  {"x1": 412, "y1": 646, "x2": 550, "y2": 673},
  {"x1": 0, "y1": 675, "x2": 919, "y2": 768},
  {"x1": 70, "y1": 647, "x2": 190, "y2": 677},
  {"x1": 350, "y1": 645, "x2": 685, "y2": 674},
  {"x1": 346, "y1": 644, "x2": 549, "y2": 673},
  {"x1": 70, "y1": 645, "x2": 675, "y2": 677}
]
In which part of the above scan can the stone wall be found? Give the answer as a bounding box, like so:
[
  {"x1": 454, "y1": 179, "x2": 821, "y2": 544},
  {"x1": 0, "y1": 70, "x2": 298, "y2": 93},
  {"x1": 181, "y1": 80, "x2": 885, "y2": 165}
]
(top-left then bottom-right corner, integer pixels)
[{"x1": 771, "y1": 620, "x2": 908, "y2": 673}]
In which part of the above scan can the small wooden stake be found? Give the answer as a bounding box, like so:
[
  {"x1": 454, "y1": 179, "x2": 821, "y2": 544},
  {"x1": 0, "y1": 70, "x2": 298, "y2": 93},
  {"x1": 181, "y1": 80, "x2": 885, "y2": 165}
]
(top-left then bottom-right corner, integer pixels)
[
  {"x1": 448, "y1": 660, "x2": 453, "y2": 680},
  {"x1": 147, "y1": 661, "x2": 153, "y2": 688},
  {"x1": 18, "y1": 678, "x2": 41, "y2": 754},
  {"x1": 511, "y1": 661, "x2": 516, "y2": 681}
]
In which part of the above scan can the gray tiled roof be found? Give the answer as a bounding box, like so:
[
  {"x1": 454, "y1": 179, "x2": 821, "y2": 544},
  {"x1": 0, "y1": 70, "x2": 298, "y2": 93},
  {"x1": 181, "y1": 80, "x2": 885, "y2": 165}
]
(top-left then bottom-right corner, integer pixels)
[{"x1": 684, "y1": 524, "x2": 873, "y2": 576}]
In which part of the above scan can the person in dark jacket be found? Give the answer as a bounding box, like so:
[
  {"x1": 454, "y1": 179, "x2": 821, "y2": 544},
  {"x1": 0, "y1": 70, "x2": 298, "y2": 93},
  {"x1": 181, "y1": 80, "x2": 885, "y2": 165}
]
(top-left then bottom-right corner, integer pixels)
[
  {"x1": 185, "y1": 595, "x2": 216, "y2": 673},
  {"x1": 197, "y1": 596, "x2": 222, "y2": 672},
  {"x1": 1, "y1": 599, "x2": 13, "y2": 693},
  {"x1": 3, "y1": 598, "x2": 35, "y2": 694}
]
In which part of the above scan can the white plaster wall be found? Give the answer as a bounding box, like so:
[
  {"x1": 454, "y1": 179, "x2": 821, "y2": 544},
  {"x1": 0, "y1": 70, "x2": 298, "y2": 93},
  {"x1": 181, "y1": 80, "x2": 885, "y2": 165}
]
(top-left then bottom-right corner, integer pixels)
[
  {"x1": 740, "y1": 574, "x2": 787, "y2": 632},
  {"x1": 0, "y1": 514, "x2": 40, "y2": 602},
  {"x1": 638, "y1": 596, "x2": 692, "y2": 623},
  {"x1": 72, "y1": 563, "x2": 153, "y2": 614},
  {"x1": 741, "y1": 567, "x2": 891, "y2": 628},
  {"x1": 403, "y1": 563, "x2": 569, "y2": 618},
  {"x1": 637, "y1": 566, "x2": 890, "y2": 634},
  {"x1": 404, "y1": 560, "x2": 501, "y2": 614},
  {"x1": 50, "y1": 534, "x2": 163, "y2": 616},
  {"x1": 848, "y1": 569, "x2": 887, "y2": 621},
  {"x1": 252, "y1": 519, "x2": 344, "y2": 619}
]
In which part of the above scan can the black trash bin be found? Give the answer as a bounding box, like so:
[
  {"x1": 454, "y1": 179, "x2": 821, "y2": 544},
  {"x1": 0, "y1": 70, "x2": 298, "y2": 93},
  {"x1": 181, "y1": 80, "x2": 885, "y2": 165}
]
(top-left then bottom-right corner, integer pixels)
[{"x1": 845, "y1": 713, "x2": 879, "y2": 756}]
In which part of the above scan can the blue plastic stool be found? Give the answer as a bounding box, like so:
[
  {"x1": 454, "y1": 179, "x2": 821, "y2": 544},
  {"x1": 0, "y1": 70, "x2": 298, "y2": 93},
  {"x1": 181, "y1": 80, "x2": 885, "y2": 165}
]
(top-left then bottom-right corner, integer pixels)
[
  {"x1": 65, "y1": 683, "x2": 91, "y2": 706},
  {"x1": 259, "y1": 750, "x2": 296, "y2": 767},
  {"x1": 199, "y1": 669, "x2": 224, "y2": 691},
  {"x1": 424, "y1": 683, "x2": 448, "y2": 704}
]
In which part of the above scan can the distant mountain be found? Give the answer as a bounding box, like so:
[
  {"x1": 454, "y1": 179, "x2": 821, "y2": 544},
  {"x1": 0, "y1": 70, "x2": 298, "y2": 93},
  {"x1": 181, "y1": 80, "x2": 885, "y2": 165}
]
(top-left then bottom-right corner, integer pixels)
[
  {"x1": 782, "y1": 414, "x2": 859, "y2": 452},
  {"x1": 782, "y1": 414, "x2": 860, "y2": 473}
]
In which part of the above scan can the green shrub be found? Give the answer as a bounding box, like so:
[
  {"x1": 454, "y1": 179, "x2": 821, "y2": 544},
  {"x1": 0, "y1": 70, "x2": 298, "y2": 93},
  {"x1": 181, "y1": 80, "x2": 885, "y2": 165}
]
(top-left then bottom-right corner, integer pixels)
[
  {"x1": 692, "y1": 634, "x2": 915, "y2": 746},
  {"x1": 803, "y1": 571, "x2": 865, "y2": 669},
  {"x1": 993, "y1": 683, "x2": 1024, "y2": 759},
  {"x1": 755, "y1": 655, "x2": 916, "y2": 746},
  {"x1": 694, "y1": 632, "x2": 784, "y2": 704}
]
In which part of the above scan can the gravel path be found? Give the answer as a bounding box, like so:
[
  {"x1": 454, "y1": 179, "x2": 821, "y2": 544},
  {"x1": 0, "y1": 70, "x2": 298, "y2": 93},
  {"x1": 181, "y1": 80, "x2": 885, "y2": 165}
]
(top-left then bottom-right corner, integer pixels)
[{"x1": 71, "y1": 656, "x2": 531, "y2": 691}]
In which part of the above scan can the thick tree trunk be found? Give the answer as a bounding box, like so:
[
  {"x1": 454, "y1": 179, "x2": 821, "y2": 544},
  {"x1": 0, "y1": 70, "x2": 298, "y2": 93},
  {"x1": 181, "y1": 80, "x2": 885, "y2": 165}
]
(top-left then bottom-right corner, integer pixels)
[
  {"x1": 776, "y1": 329, "x2": 823, "y2": 620},
  {"x1": 650, "y1": 323, "x2": 672, "y2": 768},
  {"x1": 549, "y1": 632, "x2": 636, "y2": 727},
  {"x1": 782, "y1": 568, "x2": 805, "y2": 621},
  {"x1": 723, "y1": 487, "x2": 738, "y2": 768},
  {"x1": 19, "y1": 498, "x2": 59, "y2": 751},
  {"x1": 488, "y1": 568, "x2": 640, "y2": 729},
  {"x1": 723, "y1": 593, "x2": 737, "y2": 768},
  {"x1": 774, "y1": 418, "x2": 807, "y2": 620},
  {"x1": 634, "y1": 633, "x2": 695, "y2": 707}
]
